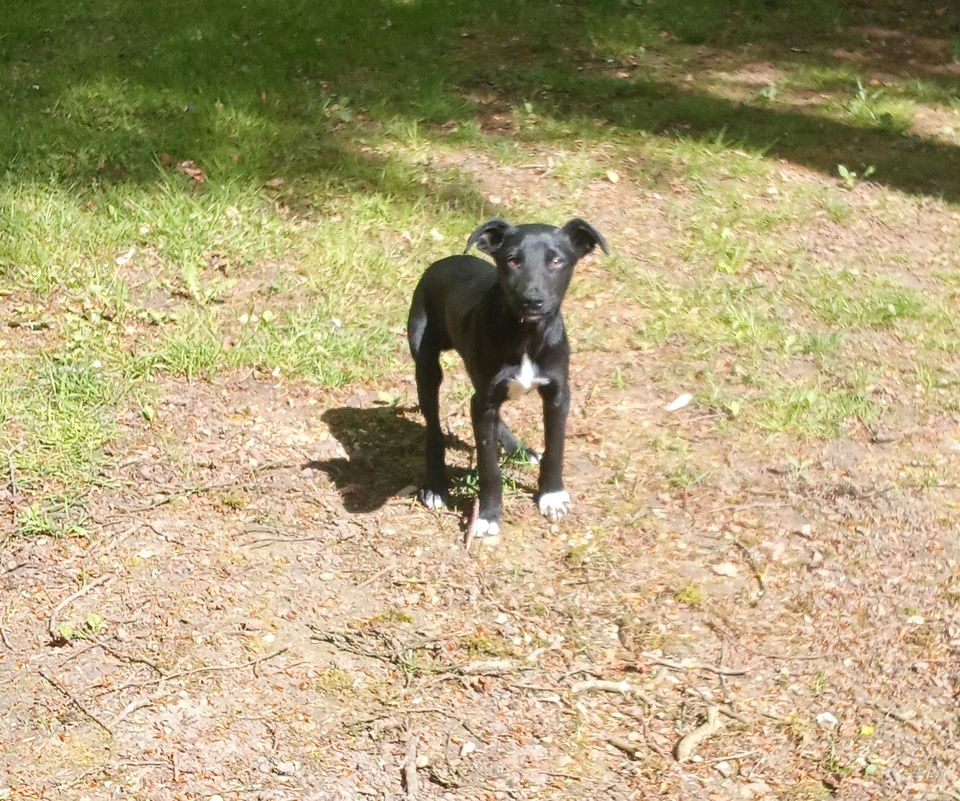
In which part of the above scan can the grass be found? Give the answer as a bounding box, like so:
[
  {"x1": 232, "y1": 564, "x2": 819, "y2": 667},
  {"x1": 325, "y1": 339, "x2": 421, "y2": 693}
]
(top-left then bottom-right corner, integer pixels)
[{"x1": 2, "y1": 0, "x2": 960, "y2": 528}]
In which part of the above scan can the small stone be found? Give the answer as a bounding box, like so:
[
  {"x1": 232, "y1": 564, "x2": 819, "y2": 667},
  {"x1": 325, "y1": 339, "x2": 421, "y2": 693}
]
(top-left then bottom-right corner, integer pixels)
[
  {"x1": 816, "y1": 711, "x2": 839, "y2": 728},
  {"x1": 711, "y1": 562, "x2": 738, "y2": 577},
  {"x1": 715, "y1": 760, "x2": 734, "y2": 778}
]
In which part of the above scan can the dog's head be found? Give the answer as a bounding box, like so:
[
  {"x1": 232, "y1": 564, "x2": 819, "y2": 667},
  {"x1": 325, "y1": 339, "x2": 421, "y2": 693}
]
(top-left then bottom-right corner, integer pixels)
[{"x1": 465, "y1": 218, "x2": 608, "y2": 322}]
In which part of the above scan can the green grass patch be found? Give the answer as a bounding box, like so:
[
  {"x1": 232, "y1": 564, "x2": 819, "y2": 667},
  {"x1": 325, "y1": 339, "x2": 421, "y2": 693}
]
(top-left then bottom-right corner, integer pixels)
[{"x1": 756, "y1": 381, "x2": 873, "y2": 438}]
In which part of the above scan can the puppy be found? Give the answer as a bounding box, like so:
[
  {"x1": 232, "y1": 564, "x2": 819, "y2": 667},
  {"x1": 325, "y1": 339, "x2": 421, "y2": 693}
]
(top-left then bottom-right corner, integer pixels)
[{"x1": 407, "y1": 218, "x2": 607, "y2": 539}]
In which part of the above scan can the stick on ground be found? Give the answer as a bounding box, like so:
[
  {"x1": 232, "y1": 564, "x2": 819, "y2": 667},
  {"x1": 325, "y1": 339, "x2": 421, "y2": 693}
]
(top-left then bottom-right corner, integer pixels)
[
  {"x1": 402, "y1": 734, "x2": 420, "y2": 798},
  {"x1": 675, "y1": 706, "x2": 724, "y2": 762},
  {"x1": 47, "y1": 574, "x2": 113, "y2": 644},
  {"x1": 39, "y1": 668, "x2": 113, "y2": 737}
]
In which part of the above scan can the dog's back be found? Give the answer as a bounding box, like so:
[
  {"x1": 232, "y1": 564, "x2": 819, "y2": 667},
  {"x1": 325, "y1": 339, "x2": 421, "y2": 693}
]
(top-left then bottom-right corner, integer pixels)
[{"x1": 407, "y1": 255, "x2": 498, "y2": 361}]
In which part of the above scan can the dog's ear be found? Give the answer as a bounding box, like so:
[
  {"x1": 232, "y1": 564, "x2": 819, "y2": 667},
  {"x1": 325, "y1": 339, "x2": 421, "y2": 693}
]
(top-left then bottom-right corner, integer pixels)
[
  {"x1": 562, "y1": 218, "x2": 609, "y2": 259},
  {"x1": 465, "y1": 219, "x2": 511, "y2": 255}
]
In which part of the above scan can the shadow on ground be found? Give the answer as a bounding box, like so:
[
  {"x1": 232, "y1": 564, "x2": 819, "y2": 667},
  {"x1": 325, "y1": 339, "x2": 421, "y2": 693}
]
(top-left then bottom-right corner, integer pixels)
[
  {"x1": 4, "y1": 0, "x2": 959, "y2": 201},
  {"x1": 309, "y1": 405, "x2": 471, "y2": 513}
]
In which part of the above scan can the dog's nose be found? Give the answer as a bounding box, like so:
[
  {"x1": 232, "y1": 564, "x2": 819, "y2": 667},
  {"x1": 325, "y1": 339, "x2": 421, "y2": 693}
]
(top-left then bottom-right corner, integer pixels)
[{"x1": 521, "y1": 296, "x2": 544, "y2": 311}]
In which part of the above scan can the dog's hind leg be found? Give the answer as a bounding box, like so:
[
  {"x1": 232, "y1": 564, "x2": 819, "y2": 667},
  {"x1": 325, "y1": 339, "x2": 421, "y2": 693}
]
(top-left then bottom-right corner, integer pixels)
[
  {"x1": 409, "y1": 305, "x2": 448, "y2": 509},
  {"x1": 498, "y1": 421, "x2": 540, "y2": 465}
]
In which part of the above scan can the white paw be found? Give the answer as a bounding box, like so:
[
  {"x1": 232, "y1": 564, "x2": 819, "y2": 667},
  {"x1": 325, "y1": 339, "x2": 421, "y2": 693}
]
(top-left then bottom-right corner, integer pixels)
[
  {"x1": 468, "y1": 517, "x2": 501, "y2": 540},
  {"x1": 526, "y1": 450, "x2": 541, "y2": 466},
  {"x1": 538, "y1": 490, "x2": 571, "y2": 522},
  {"x1": 420, "y1": 489, "x2": 446, "y2": 510}
]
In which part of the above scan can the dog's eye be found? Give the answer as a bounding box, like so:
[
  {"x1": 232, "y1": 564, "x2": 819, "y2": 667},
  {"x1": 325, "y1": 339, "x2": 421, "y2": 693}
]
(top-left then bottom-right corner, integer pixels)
[
  {"x1": 506, "y1": 256, "x2": 521, "y2": 269},
  {"x1": 550, "y1": 256, "x2": 564, "y2": 269}
]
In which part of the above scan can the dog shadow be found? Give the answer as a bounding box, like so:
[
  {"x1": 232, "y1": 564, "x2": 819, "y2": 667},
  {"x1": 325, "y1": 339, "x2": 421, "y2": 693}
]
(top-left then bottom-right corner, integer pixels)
[{"x1": 307, "y1": 405, "x2": 470, "y2": 513}]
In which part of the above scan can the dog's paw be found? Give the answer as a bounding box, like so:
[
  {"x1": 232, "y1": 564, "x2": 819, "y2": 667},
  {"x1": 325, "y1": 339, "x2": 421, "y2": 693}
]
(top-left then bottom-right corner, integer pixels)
[
  {"x1": 467, "y1": 517, "x2": 501, "y2": 540},
  {"x1": 524, "y1": 448, "x2": 541, "y2": 466},
  {"x1": 537, "y1": 490, "x2": 571, "y2": 522},
  {"x1": 419, "y1": 489, "x2": 447, "y2": 510}
]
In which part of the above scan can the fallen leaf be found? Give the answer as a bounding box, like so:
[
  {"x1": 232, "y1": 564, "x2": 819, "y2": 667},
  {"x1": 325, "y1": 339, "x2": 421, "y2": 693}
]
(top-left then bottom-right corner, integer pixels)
[
  {"x1": 176, "y1": 160, "x2": 206, "y2": 183},
  {"x1": 711, "y1": 562, "x2": 738, "y2": 577},
  {"x1": 114, "y1": 246, "x2": 136, "y2": 267},
  {"x1": 665, "y1": 392, "x2": 693, "y2": 412}
]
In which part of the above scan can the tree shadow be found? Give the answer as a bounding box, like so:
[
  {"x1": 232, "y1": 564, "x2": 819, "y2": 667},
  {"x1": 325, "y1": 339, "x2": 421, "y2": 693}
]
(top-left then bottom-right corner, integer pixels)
[
  {"x1": 3, "y1": 0, "x2": 959, "y2": 207},
  {"x1": 307, "y1": 405, "x2": 470, "y2": 513}
]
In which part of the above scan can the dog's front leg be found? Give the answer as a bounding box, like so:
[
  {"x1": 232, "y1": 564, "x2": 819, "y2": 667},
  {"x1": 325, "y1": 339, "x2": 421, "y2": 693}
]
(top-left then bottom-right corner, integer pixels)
[
  {"x1": 469, "y1": 392, "x2": 503, "y2": 538},
  {"x1": 536, "y1": 382, "x2": 570, "y2": 522}
]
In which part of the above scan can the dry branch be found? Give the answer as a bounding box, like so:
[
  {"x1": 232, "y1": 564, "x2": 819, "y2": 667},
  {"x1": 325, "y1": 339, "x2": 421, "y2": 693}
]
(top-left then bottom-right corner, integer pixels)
[
  {"x1": 39, "y1": 668, "x2": 113, "y2": 737},
  {"x1": 675, "y1": 706, "x2": 724, "y2": 762},
  {"x1": 402, "y1": 734, "x2": 420, "y2": 798},
  {"x1": 47, "y1": 574, "x2": 113, "y2": 644},
  {"x1": 608, "y1": 737, "x2": 641, "y2": 759},
  {"x1": 458, "y1": 659, "x2": 513, "y2": 676},
  {"x1": 357, "y1": 564, "x2": 399, "y2": 588},
  {"x1": 642, "y1": 653, "x2": 748, "y2": 677},
  {"x1": 99, "y1": 647, "x2": 288, "y2": 696},
  {"x1": 571, "y1": 678, "x2": 631, "y2": 696}
]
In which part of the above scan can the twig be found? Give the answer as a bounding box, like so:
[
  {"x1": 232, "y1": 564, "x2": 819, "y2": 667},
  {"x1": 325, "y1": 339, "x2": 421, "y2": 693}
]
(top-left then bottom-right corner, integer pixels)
[
  {"x1": 571, "y1": 678, "x2": 632, "y2": 696},
  {"x1": 350, "y1": 707, "x2": 486, "y2": 743},
  {"x1": 98, "y1": 648, "x2": 289, "y2": 696},
  {"x1": 458, "y1": 659, "x2": 513, "y2": 676},
  {"x1": 38, "y1": 668, "x2": 113, "y2": 737},
  {"x1": 640, "y1": 714, "x2": 671, "y2": 761},
  {"x1": 706, "y1": 749, "x2": 760, "y2": 763},
  {"x1": 642, "y1": 653, "x2": 748, "y2": 677},
  {"x1": 675, "y1": 706, "x2": 724, "y2": 762},
  {"x1": 247, "y1": 535, "x2": 329, "y2": 548},
  {"x1": 47, "y1": 574, "x2": 114, "y2": 644},
  {"x1": 464, "y1": 499, "x2": 480, "y2": 551},
  {"x1": 93, "y1": 639, "x2": 166, "y2": 674},
  {"x1": 733, "y1": 539, "x2": 766, "y2": 604},
  {"x1": 110, "y1": 698, "x2": 154, "y2": 726},
  {"x1": 357, "y1": 564, "x2": 399, "y2": 589},
  {"x1": 118, "y1": 478, "x2": 266, "y2": 515},
  {"x1": 607, "y1": 738, "x2": 641, "y2": 759},
  {"x1": 402, "y1": 734, "x2": 420, "y2": 798}
]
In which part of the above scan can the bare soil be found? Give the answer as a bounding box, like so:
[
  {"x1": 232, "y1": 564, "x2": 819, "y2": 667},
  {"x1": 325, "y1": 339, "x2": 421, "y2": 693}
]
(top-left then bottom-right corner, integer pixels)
[{"x1": 3, "y1": 320, "x2": 960, "y2": 800}]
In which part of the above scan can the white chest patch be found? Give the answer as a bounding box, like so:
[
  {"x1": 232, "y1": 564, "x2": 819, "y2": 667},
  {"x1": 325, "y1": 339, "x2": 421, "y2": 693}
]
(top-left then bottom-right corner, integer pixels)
[{"x1": 507, "y1": 354, "x2": 549, "y2": 400}]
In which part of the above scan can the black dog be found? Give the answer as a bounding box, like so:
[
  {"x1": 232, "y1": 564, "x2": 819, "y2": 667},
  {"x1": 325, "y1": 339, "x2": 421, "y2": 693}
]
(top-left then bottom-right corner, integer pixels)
[{"x1": 407, "y1": 218, "x2": 608, "y2": 539}]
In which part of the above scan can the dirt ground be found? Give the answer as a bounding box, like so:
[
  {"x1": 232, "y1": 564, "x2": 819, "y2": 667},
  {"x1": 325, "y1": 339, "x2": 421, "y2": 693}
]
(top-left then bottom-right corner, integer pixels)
[
  {"x1": 4, "y1": 16, "x2": 960, "y2": 788},
  {"x1": 3, "y1": 311, "x2": 960, "y2": 800}
]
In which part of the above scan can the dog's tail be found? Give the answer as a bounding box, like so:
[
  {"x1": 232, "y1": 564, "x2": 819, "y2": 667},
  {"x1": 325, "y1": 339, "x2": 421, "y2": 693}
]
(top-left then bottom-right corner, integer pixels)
[{"x1": 406, "y1": 284, "x2": 428, "y2": 361}]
